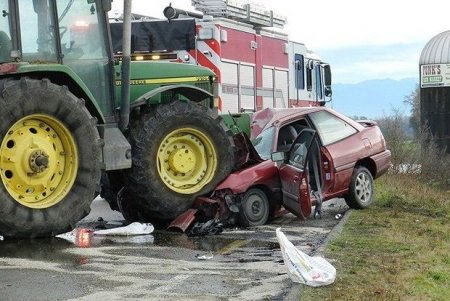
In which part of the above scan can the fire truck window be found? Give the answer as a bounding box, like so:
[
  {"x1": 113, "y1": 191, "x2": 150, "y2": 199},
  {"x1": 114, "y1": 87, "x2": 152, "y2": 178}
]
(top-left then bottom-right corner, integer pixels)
[
  {"x1": 295, "y1": 54, "x2": 305, "y2": 90},
  {"x1": 306, "y1": 63, "x2": 312, "y2": 91},
  {"x1": 315, "y1": 64, "x2": 323, "y2": 100}
]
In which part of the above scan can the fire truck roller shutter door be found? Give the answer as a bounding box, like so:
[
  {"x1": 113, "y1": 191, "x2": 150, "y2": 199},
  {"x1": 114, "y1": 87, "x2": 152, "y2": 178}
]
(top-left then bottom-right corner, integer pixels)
[
  {"x1": 221, "y1": 61, "x2": 239, "y2": 113},
  {"x1": 262, "y1": 68, "x2": 274, "y2": 108},
  {"x1": 240, "y1": 64, "x2": 255, "y2": 112},
  {"x1": 275, "y1": 69, "x2": 288, "y2": 108}
]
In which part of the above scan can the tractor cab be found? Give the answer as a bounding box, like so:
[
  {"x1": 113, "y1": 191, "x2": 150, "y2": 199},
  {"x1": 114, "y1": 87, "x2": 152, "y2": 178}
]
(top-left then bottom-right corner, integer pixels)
[{"x1": 0, "y1": 0, "x2": 115, "y2": 118}]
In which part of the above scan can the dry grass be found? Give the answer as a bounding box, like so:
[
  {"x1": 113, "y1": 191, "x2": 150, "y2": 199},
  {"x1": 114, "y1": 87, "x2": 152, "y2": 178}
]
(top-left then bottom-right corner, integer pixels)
[{"x1": 300, "y1": 174, "x2": 450, "y2": 301}]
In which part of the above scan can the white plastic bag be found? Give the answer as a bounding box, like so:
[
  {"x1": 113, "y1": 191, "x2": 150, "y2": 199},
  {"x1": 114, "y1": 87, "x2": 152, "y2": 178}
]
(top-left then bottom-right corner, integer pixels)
[
  {"x1": 276, "y1": 228, "x2": 336, "y2": 287},
  {"x1": 93, "y1": 222, "x2": 154, "y2": 236}
]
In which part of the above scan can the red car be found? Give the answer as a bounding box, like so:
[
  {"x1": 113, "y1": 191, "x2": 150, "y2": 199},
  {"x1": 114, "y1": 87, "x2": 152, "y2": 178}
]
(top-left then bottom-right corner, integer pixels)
[{"x1": 170, "y1": 107, "x2": 391, "y2": 232}]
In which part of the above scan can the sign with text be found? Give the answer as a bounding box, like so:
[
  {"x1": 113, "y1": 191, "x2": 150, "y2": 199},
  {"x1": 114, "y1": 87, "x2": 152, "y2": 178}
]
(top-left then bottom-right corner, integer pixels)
[{"x1": 421, "y1": 63, "x2": 450, "y2": 88}]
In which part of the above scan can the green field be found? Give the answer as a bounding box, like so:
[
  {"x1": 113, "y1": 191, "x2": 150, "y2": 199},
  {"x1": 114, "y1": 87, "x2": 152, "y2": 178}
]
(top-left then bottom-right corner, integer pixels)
[{"x1": 301, "y1": 174, "x2": 450, "y2": 301}]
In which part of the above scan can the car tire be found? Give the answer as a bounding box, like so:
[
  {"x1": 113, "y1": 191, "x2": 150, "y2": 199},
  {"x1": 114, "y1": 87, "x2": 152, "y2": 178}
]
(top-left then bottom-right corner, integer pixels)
[
  {"x1": 239, "y1": 188, "x2": 270, "y2": 227},
  {"x1": 344, "y1": 166, "x2": 374, "y2": 209}
]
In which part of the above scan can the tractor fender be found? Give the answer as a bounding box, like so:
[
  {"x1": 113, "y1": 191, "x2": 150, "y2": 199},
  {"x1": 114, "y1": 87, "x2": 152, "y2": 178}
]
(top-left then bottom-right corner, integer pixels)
[
  {"x1": 7, "y1": 64, "x2": 106, "y2": 123},
  {"x1": 130, "y1": 84, "x2": 213, "y2": 108}
]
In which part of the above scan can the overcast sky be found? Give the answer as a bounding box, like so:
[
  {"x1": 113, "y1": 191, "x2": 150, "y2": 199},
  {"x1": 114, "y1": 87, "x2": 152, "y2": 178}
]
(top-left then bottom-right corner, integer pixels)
[{"x1": 112, "y1": 0, "x2": 450, "y2": 84}]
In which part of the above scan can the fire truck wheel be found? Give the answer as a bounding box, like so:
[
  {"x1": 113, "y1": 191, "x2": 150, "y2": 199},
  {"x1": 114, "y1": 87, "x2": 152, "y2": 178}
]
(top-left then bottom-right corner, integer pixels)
[
  {"x1": 238, "y1": 188, "x2": 270, "y2": 227},
  {"x1": 0, "y1": 78, "x2": 102, "y2": 238},
  {"x1": 344, "y1": 166, "x2": 374, "y2": 209},
  {"x1": 126, "y1": 101, "x2": 235, "y2": 221}
]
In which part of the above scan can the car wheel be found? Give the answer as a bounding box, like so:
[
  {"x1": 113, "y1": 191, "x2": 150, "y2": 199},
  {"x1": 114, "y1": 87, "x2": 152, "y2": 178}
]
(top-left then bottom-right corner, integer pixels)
[
  {"x1": 344, "y1": 166, "x2": 374, "y2": 209},
  {"x1": 239, "y1": 188, "x2": 270, "y2": 227}
]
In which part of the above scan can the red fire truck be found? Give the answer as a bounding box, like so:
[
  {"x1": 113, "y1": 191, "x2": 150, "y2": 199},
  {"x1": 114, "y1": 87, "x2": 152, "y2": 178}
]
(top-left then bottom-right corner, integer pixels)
[{"x1": 110, "y1": 0, "x2": 332, "y2": 113}]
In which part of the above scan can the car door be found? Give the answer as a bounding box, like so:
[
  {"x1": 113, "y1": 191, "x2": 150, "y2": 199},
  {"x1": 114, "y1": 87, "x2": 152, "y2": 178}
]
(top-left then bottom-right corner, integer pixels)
[{"x1": 278, "y1": 129, "x2": 317, "y2": 219}]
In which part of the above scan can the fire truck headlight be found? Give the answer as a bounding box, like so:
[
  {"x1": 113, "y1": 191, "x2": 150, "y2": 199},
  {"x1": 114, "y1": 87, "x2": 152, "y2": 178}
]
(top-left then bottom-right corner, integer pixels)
[
  {"x1": 183, "y1": 54, "x2": 190, "y2": 62},
  {"x1": 199, "y1": 28, "x2": 214, "y2": 40}
]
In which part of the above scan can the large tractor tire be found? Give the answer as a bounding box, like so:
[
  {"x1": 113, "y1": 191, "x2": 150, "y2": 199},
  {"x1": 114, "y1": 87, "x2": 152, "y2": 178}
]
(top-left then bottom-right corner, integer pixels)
[
  {"x1": 126, "y1": 101, "x2": 234, "y2": 222},
  {"x1": 0, "y1": 78, "x2": 102, "y2": 238}
]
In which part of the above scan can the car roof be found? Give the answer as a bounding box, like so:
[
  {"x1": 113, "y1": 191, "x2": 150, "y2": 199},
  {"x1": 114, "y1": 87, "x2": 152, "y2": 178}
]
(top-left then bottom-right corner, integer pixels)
[{"x1": 251, "y1": 106, "x2": 365, "y2": 137}]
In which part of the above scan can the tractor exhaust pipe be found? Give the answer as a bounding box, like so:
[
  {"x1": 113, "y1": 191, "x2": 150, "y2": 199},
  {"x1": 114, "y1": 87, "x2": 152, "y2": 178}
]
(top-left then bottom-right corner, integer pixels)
[
  {"x1": 120, "y1": 0, "x2": 132, "y2": 131},
  {"x1": 163, "y1": 5, "x2": 203, "y2": 20}
]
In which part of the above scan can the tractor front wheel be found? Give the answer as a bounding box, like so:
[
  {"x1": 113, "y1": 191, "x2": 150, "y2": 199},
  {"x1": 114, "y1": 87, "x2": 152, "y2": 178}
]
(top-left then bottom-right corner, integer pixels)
[{"x1": 126, "y1": 101, "x2": 234, "y2": 222}]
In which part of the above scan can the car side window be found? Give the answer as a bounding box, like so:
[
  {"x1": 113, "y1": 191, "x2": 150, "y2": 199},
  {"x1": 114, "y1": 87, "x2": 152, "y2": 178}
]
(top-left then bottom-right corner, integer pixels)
[
  {"x1": 288, "y1": 130, "x2": 314, "y2": 169},
  {"x1": 309, "y1": 111, "x2": 357, "y2": 145},
  {"x1": 289, "y1": 142, "x2": 308, "y2": 169},
  {"x1": 276, "y1": 119, "x2": 310, "y2": 152}
]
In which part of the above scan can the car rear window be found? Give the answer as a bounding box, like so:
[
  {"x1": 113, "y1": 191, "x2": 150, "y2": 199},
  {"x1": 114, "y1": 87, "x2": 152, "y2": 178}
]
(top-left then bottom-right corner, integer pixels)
[{"x1": 309, "y1": 111, "x2": 357, "y2": 145}]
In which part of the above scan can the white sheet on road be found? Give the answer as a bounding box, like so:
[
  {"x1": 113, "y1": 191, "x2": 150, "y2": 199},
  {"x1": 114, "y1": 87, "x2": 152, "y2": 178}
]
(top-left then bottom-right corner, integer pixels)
[
  {"x1": 93, "y1": 222, "x2": 154, "y2": 236},
  {"x1": 276, "y1": 228, "x2": 336, "y2": 287}
]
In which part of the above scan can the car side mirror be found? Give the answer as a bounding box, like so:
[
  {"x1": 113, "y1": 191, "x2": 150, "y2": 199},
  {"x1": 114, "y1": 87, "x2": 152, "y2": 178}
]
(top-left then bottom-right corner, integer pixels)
[{"x1": 271, "y1": 152, "x2": 286, "y2": 162}]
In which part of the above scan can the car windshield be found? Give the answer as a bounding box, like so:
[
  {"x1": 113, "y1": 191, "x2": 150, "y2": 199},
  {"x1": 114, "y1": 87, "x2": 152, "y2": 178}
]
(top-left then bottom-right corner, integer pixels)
[{"x1": 252, "y1": 126, "x2": 275, "y2": 160}]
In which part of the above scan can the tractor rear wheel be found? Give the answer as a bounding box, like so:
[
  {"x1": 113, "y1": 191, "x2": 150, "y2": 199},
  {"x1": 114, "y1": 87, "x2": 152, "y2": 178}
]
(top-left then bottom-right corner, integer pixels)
[
  {"x1": 0, "y1": 78, "x2": 102, "y2": 238},
  {"x1": 126, "y1": 101, "x2": 234, "y2": 222}
]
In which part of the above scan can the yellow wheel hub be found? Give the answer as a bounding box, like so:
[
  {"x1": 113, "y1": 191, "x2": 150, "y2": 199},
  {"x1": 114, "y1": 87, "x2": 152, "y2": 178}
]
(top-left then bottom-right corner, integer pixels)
[
  {"x1": 0, "y1": 114, "x2": 78, "y2": 209},
  {"x1": 157, "y1": 127, "x2": 217, "y2": 194}
]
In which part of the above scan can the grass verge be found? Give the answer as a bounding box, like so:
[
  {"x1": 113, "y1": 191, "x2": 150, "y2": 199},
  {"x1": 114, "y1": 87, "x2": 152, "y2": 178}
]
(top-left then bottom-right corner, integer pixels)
[{"x1": 301, "y1": 174, "x2": 450, "y2": 301}]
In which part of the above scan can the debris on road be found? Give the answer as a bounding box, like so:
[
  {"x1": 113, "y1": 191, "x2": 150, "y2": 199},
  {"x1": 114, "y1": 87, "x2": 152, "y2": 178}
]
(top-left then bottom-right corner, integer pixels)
[
  {"x1": 93, "y1": 222, "x2": 154, "y2": 236},
  {"x1": 196, "y1": 251, "x2": 214, "y2": 260},
  {"x1": 276, "y1": 228, "x2": 336, "y2": 287},
  {"x1": 188, "y1": 219, "x2": 224, "y2": 236},
  {"x1": 335, "y1": 213, "x2": 343, "y2": 220}
]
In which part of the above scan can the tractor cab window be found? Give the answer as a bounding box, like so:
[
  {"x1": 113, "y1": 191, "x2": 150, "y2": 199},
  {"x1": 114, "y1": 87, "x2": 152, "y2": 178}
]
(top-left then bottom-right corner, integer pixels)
[
  {"x1": 0, "y1": 0, "x2": 12, "y2": 63},
  {"x1": 56, "y1": 0, "x2": 112, "y2": 114},
  {"x1": 18, "y1": 0, "x2": 58, "y2": 62},
  {"x1": 57, "y1": 0, "x2": 107, "y2": 60}
]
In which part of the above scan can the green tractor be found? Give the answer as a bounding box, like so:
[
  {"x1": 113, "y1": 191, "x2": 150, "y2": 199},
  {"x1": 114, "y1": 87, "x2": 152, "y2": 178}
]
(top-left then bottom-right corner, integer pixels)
[{"x1": 0, "y1": 0, "x2": 235, "y2": 238}]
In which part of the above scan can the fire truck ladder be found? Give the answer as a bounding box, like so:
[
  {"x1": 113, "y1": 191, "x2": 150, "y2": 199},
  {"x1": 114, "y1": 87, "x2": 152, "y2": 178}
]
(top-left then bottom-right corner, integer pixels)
[{"x1": 191, "y1": 0, "x2": 287, "y2": 28}]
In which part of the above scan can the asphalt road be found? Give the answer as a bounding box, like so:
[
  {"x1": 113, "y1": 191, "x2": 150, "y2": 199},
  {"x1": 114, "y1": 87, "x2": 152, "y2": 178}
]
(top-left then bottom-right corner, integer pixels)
[{"x1": 0, "y1": 197, "x2": 349, "y2": 301}]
